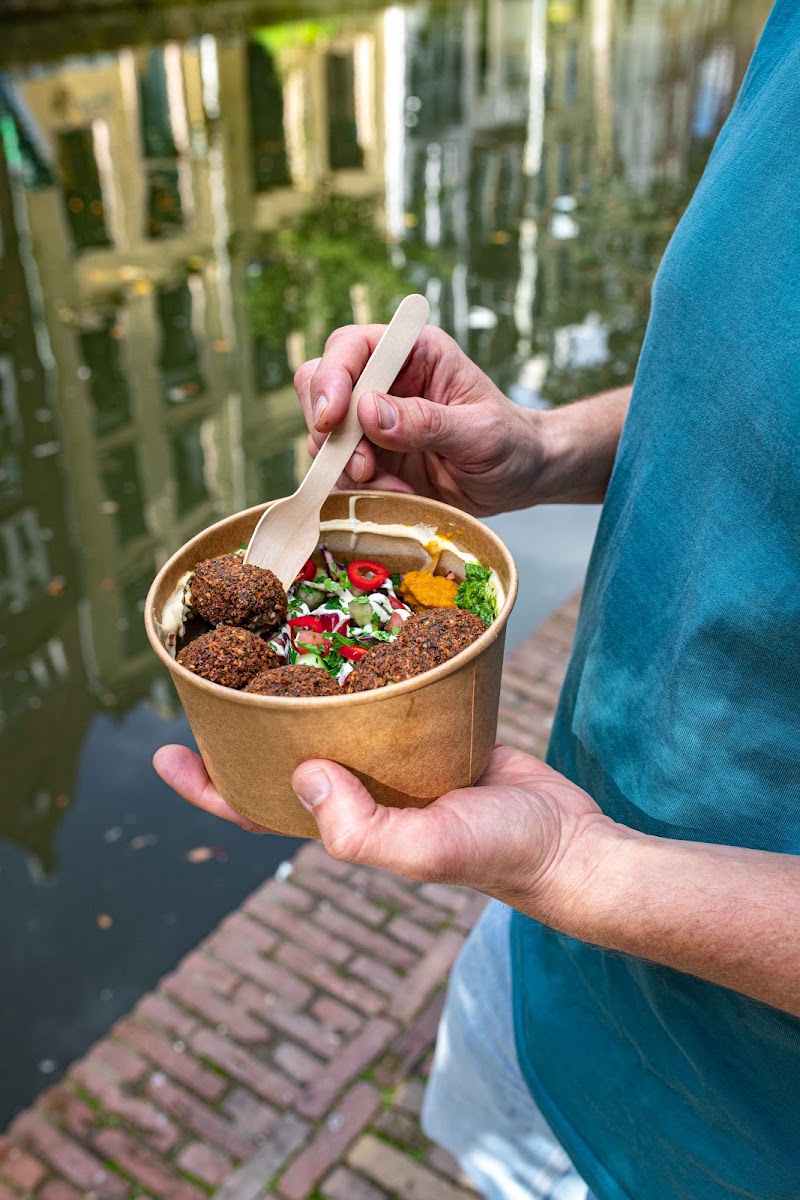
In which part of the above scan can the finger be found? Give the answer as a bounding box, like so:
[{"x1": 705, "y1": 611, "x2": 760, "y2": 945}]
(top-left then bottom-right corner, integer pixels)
[
  {"x1": 292, "y1": 760, "x2": 446, "y2": 879},
  {"x1": 357, "y1": 390, "x2": 479, "y2": 457},
  {"x1": 305, "y1": 429, "x2": 378, "y2": 484},
  {"x1": 153, "y1": 746, "x2": 272, "y2": 834},
  {"x1": 308, "y1": 325, "x2": 388, "y2": 432}
]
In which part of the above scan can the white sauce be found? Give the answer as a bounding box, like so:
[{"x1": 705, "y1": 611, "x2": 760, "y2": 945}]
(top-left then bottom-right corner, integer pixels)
[{"x1": 159, "y1": 570, "x2": 194, "y2": 657}]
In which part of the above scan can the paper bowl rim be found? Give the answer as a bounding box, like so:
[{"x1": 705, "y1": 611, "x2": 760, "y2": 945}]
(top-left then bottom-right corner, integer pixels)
[{"x1": 145, "y1": 491, "x2": 518, "y2": 708}]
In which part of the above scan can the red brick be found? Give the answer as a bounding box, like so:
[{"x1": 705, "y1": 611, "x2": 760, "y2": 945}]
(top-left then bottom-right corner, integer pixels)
[
  {"x1": 296, "y1": 1018, "x2": 396, "y2": 1119},
  {"x1": 0, "y1": 1140, "x2": 45, "y2": 1189},
  {"x1": 209, "y1": 937, "x2": 313, "y2": 1006},
  {"x1": 10, "y1": 1113, "x2": 127, "y2": 1199},
  {"x1": 221, "y1": 1087, "x2": 279, "y2": 1137},
  {"x1": 244, "y1": 901, "x2": 351, "y2": 966},
  {"x1": 0, "y1": 1183, "x2": 15, "y2": 1200},
  {"x1": 146, "y1": 1074, "x2": 257, "y2": 1160},
  {"x1": 38, "y1": 1182, "x2": 84, "y2": 1200},
  {"x1": 191, "y1": 1028, "x2": 297, "y2": 1107},
  {"x1": 349, "y1": 1134, "x2": 471, "y2": 1200},
  {"x1": 70, "y1": 1061, "x2": 178, "y2": 1153},
  {"x1": 114, "y1": 1020, "x2": 225, "y2": 1102},
  {"x1": 388, "y1": 931, "x2": 464, "y2": 1023},
  {"x1": 176, "y1": 1141, "x2": 232, "y2": 1187},
  {"x1": 277, "y1": 1083, "x2": 381, "y2": 1200},
  {"x1": 401, "y1": 899, "x2": 453, "y2": 930},
  {"x1": 273, "y1": 1041, "x2": 323, "y2": 1084},
  {"x1": 293, "y1": 841, "x2": 353, "y2": 879},
  {"x1": 276, "y1": 944, "x2": 385, "y2": 1015},
  {"x1": 374, "y1": 993, "x2": 445, "y2": 1087},
  {"x1": 348, "y1": 955, "x2": 403, "y2": 997},
  {"x1": 314, "y1": 907, "x2": 417, "y2": 969},
  {"x1": 162, "y1": 973, "x2": 270, "y2": 1043},
  {"x1": 220, "y1": 911, "x2": 279, "y2": 954},
  {"x1": 387, "y1": 915, "x2": 437, "y2": 953},
  {"x1": 213, "y1": 1113, "x2": 308, "y2": 1197},
  {"x1": 298, "y1": 873, "x2": 385, "y2": 927},
  {"x1": 89, "y1": 1039, "x2": 146, "y2": 1084},
  {"x1": 311, "y1": 996, "x2": 363, "y2": 1035},
  {"x1": 93, "y1": 1129, "x2": 204, "y2": 1200},
  {"x1": 135, "y1": 992, "x2": 197, "y2": 1039},
  {"x1": 179, "y1": 950, "x2": 239, "y2": 995},
  {"x1": 321, "y1": 1165, "x2": 389, "y2": 1200},
  {"x1": 256, "y1": 878, "x2": 315, "y2": 913},
  {"x1": 37, "y1": 1087, "x2": 95, "y2": 1138},
  {"x1": 393, "y1": 1079, "x2": 427, "y2": 1114},
  {"x1": 237, "y1": 983, "x2": 342, "y2": 1058}
]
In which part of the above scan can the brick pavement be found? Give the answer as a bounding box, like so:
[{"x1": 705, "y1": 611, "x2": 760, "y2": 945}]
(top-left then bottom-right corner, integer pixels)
[{"x1": 0, "y1": 595, "x2": 578, "y2": 1200}]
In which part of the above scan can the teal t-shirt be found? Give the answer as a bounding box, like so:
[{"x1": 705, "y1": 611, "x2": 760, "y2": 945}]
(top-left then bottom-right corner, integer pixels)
[{"x1": 510, "y1": 4, "x2": 800, "y2": 1198}]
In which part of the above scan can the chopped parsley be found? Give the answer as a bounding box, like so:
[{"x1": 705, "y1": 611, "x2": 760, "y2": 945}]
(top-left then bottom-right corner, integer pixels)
[{"x1": 455, "y1": 563, "x2": 496, "y2": 625}]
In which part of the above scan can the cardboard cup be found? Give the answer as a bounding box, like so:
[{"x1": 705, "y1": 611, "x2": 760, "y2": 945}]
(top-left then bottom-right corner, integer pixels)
[{"x1": 145, "y1": 491, "x2": 518, "y2": 838}]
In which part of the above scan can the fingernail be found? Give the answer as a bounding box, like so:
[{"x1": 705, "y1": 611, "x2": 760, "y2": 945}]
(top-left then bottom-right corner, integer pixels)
[
  {"x1": 350, "y1": 452, "x2": 366, "y2": 481},
  {"x1": 313, "y1": 394, "x2": 329, "y2": 427},
  {"x1": 293, "y1": 767, "x2": 330, "y2": 811},
  {"x1": 373, "y1": 393, "x2": 397, "y2": 431}
]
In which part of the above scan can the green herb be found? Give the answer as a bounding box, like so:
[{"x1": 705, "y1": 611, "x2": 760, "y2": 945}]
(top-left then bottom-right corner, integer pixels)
[
  {"x1": 455, "y1": 563, "x2": 496, "y2": 625},
  {"x1": 289, "y1": 648, "x2": 298, "y2": 664},
  {"x1": 324, "y1": 597, "x2": 343, "y2": 609},
  {"x1": 389, "y1": 573, "x2": 402, "y2": 588}
]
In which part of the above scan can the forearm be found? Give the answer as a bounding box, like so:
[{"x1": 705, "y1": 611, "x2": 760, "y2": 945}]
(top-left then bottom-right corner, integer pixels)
[
  {"x1": 556, "y1": 820, "x2": 800, "y2": 1016},
  {"x1": 529, "y1": 385, "x2": 631, "y2": 504}
]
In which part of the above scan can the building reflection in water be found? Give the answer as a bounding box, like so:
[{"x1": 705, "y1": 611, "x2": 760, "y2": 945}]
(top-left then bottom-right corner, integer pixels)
[{"x1": 0, "y1": 0, "x2": 770, "y2": 877}]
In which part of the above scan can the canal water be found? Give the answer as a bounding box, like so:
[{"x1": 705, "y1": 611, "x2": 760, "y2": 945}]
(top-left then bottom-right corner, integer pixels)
[{"x1": 0, "y1": 0, "x2": 770, "y2": 1124}]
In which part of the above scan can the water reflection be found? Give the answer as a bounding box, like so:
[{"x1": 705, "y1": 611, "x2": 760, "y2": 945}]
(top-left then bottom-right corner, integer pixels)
[{"x1": 0, "y1": 0, "x2": 770, "y2": 1118}]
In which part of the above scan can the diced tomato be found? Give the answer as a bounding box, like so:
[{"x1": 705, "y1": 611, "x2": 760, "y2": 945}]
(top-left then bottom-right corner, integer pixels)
[
  {"x1": 386, "y1": 612, "x2": 405, "y2": 632},
  {"x1": 347, "y1": 560, "x2": 389, "y2": 591},
  {"x1": 340, "y1": 645, "x2": 368, "y2": 662},
  {"x1": 296, "y1": 559, "x2": 317, "y2": 583},
  {"x1": 296, "y1": 632, "x2": 332, "y2": 653},
  {"x1": 388, "y1": 595, "x2": 406, "y2": 611},
  {"x1": 287, "y1": 615, "x2": 324, "y2": 636}
]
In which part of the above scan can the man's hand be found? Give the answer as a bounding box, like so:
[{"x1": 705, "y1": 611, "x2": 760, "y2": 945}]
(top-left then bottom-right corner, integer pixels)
[
  {"x1": 296, "y1": 325, "x2": 544, "y2": 516},
  {"x1": 153, "y1": 743, "x2": 613, "y2": 928},
  {"x1": 295, "y1": 323, "x2": 631, "y2": 513}
]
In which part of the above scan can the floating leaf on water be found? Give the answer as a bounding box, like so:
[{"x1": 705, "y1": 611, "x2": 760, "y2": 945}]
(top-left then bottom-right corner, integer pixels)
[
  {"x1": 130, "y1": 834, "x2": 159, "y2": 852},
  {"x1": 186, "y1": 846, "x2": 213, "y2": 863},
  {"x1": 46, "y1": 577, "x2": 65, "y2": 597},
  {"x1": 96, "y1": 913, "x2": 113, "y2": 930}
]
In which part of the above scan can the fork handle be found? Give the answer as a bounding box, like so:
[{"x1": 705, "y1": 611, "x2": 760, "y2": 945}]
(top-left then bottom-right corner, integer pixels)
[{"x1": 297, "y1": 294, "x2": 430, "y2": 509}]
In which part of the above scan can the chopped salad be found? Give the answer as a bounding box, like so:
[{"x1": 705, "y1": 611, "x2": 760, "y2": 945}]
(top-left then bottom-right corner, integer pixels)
[{"x1": 263, "y1": 547, "x2": 414, "y2": 687}]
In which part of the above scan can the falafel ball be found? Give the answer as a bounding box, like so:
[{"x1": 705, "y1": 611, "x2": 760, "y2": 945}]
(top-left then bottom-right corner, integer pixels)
[
  {"x1": 189, "y1": 554, "x2": 287, "y2": 632},
  {"x1": 177, "y1": 626, "x2": 281, "y2": 689},
  {"x1": 345, "y1": 641, "x2": 438, "y2": 693},
  {"x1": 398, "y1": 606, "x2": 486, "y2": 665},
  {"x1": 244, "y1": 664, "x2": 341, "y2": 698}
]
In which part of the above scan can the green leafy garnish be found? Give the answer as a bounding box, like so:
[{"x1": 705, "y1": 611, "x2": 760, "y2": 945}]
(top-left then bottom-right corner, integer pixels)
[
  {"x1": 455, "y1": 563, "x2": 496, "y2": 625},
  {"x1": 389, "y1": 573, "x2": 402, "y2": 588}
]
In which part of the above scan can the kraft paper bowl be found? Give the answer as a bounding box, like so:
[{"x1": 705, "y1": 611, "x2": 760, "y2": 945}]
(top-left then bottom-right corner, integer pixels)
[{"x1": 145, "y1": 491, "x2": 518, "y2": 838}]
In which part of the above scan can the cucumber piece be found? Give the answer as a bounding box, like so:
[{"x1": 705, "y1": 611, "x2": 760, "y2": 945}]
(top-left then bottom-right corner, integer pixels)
[
  {"x1": 296, "y1": 585, "x2": 326, "y2": 609},
  {"x1": 348, "y1": 598, "x2": 373, "y2": 627}
]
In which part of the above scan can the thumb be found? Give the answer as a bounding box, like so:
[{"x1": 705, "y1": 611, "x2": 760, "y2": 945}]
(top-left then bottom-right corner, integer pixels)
[
  {"x1": 291, "y1": 759, "x2": 438, "y2": 878},
  {"x1": 357, "y1": 390, "x2": 474, "y2": 457}
]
